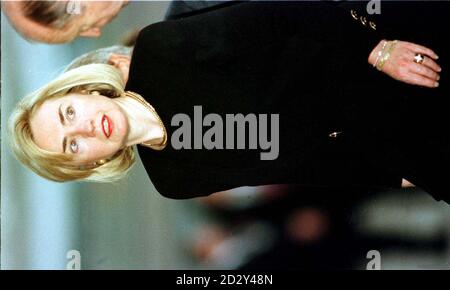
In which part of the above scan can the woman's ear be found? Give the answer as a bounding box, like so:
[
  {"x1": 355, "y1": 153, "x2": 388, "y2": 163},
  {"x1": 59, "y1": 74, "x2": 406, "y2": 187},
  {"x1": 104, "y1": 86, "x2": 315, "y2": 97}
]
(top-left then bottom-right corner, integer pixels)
[{"x1": 108, "y1": 53, "x2": 131, "y2": 83}]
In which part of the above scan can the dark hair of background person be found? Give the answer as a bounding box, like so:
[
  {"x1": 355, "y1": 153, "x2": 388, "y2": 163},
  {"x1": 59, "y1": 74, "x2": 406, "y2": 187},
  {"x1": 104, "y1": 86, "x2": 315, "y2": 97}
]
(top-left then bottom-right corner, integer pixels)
[{"x1": 22, "y1": 0, "x2": 74, "y2": 29}]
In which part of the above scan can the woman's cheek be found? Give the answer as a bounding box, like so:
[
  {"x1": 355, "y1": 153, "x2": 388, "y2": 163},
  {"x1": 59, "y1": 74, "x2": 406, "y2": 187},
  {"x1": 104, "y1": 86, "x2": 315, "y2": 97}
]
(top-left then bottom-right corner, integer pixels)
[{"x1": 80, "y1": 140, "x2": 95, "y2": 158}]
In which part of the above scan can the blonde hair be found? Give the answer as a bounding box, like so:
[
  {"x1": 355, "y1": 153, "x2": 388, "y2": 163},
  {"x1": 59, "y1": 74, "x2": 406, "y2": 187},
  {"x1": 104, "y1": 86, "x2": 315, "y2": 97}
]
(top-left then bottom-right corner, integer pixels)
[{"x1": 9, "y1": 64, "x2": 135, "y2": 182}]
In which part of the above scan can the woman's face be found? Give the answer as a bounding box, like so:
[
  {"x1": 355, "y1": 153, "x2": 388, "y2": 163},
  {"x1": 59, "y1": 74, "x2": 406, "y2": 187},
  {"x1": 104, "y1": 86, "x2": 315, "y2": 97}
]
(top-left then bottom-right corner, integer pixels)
[{"x1": 30, "y1": 93, "x2": 129, "y2": 166}]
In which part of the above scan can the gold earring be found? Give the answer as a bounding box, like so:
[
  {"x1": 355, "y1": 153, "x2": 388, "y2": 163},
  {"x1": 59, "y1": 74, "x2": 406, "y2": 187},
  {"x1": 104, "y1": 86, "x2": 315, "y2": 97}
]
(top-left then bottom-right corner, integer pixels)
[{"x1": 91, "y1": 160, "x2": 105, "y2": 167}]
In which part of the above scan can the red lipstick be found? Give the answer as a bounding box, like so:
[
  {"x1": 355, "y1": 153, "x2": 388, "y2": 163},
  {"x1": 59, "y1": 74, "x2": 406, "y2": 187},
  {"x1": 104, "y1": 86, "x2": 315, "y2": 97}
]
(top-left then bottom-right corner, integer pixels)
[{"x1": 102, "y1": 115, "x2": 113, "y2": 138}]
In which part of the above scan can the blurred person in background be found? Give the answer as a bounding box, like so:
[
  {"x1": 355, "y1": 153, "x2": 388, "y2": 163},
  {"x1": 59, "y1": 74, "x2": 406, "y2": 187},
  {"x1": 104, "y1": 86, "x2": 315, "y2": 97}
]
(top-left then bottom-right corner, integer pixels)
[
  {"x1": 1, "y1": 0, "x2": 232, "y2": 44},
  {"x1": 153, "y1": 181, "x2": 447, "y2": 269},
  {"x1": 186, "y1": 185, "x2": 372, "y2": 269},
  {"x1": 1, "y1": 0, "x2": 130, "y2": 43}
]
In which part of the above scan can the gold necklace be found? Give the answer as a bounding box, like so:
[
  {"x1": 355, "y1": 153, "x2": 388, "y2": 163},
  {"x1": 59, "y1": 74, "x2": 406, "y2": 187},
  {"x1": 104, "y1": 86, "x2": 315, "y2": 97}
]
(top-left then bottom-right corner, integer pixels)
[{"x1": 124, "y1": 91, "x2": 167, "y2": 150}]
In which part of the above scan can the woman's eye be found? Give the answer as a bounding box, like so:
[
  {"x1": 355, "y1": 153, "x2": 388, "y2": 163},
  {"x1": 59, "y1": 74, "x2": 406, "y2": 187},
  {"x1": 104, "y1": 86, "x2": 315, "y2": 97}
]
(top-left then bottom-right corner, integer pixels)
[
  {"x1": 66, "y1": 106, "x2": 75, "y2": 120},
  {"x1": 70, "y1": 140, "x2": 79, "y2": 153}
]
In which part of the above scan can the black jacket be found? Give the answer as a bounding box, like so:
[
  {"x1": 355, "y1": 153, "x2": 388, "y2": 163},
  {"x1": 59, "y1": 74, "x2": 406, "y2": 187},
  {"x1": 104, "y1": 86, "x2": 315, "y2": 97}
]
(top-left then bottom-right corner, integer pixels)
[
  {"x1": 164, "y1": 0, "x2": 235, "y2": 20},
  {"x1": 125, "y1": 1, "x2": 449, "y2": 202}
]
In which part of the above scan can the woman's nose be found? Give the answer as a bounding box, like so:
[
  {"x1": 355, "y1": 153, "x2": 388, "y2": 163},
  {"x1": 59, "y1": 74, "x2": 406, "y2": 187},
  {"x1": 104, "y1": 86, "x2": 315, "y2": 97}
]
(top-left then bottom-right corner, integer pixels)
[{"x1": 69, "y1": 120, "x2": 95, "y2": 137}]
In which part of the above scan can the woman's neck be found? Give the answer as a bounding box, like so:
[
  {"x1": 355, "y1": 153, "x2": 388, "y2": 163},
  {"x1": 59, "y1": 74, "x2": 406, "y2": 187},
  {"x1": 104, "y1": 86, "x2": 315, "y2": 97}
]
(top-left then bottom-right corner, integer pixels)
[{"x1": 113, "y1": 96, "x2": 165, "y2": 147}]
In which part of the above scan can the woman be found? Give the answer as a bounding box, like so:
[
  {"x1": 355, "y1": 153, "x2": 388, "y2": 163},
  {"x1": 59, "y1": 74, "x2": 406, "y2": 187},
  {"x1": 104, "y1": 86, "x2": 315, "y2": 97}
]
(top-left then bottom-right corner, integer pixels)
[{"x1": 9, "y1": 1, "x2": 449, "y2": 202}]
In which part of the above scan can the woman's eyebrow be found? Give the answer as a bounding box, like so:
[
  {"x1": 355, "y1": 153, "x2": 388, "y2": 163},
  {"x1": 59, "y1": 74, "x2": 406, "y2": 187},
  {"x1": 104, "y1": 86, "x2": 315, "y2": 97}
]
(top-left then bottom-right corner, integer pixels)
[
  {"x1": 58, "y1": 105, "x2": 66, "y2": 125},
  {"x1": 62, "y1": 137, "x2": 67, "y2": 154},
  {"x1": 58, "y1": 105, "x2": 67, "y2": 153}
]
